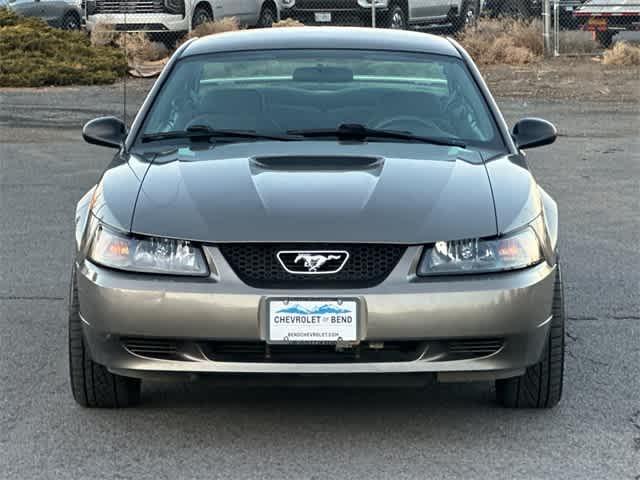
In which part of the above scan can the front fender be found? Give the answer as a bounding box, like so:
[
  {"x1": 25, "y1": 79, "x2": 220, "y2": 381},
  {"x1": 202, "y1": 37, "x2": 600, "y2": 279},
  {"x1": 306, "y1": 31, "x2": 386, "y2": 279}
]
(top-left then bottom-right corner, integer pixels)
[
  {"x1": 485, "y1": 154, "x2": 542, "y2": 234},
  {"x1": 75, "y1": 186, "x2": 96, "y2": 252},
  {"x1": 539, "y1": 186, "x2": 559, "y2": 252}
]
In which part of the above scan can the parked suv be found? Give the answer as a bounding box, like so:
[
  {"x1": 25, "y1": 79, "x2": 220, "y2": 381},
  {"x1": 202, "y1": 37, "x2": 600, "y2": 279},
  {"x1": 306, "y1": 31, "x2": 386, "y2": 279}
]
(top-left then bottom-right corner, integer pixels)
[
  {"x1": 84, "y1": 0, "x2": 279, "y2": 33},
  {"x1": 6, "y1": 0, "x2": 82, "y2": 29},
  {"x1": 279, "y1": 0, "x2": 480, "y2": 32}
]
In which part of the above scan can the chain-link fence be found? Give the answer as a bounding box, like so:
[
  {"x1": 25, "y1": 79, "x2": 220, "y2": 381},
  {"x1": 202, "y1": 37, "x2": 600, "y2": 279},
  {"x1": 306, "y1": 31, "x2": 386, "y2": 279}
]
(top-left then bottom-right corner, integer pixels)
[{"x1": 547, "y1": 0, "x2": 640, "y2": 54}]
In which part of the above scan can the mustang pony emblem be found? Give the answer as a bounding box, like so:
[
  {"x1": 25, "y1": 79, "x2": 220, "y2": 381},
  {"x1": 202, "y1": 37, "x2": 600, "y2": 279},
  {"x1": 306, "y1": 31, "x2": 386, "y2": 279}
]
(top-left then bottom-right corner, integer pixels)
[
  {"x1": 294, "y1": 254, "x2": 341, "y2": 272},
  {"x1": 277, "y1": 250, "x2": 350, "y2": 275}
]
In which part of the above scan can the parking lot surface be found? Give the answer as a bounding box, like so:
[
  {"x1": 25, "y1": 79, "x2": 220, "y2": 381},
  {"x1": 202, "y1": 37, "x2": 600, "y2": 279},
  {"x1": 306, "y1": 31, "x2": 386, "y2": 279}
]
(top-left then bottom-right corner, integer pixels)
[{"x1": 0, "y1": 82, "x2": 638, "y2": 479}]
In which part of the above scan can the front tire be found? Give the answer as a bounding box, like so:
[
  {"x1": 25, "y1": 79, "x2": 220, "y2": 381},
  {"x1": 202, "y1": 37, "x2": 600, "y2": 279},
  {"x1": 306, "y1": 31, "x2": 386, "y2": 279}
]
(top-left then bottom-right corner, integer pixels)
[
  {"x1": 258, "y1": 3, "x2": 277, "y2": 27},
  {"x1": 451, "y1": 1, "x2": 479, "y2": 34},
  {"x1": 383, "y1": 5, "x2": 407, "y2": 30},
  {"x1": 69, "y1": 267, "x2": 141, "y2": 408},
  {"x1": 496, "y1": 263, "x2": 565, "y2": 408},
  {"x1": 61, "y1": 12, "x2": 81, "y2": 30},
  {"x1": 192, "y1": 5, "x2": 213, "y2": 29}
]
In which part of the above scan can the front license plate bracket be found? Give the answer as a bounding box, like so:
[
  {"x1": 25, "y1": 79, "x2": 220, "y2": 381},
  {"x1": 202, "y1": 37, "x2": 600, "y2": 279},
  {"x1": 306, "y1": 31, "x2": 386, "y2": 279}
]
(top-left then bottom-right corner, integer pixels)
[{"x1": 266, "y1": 298, "x2": 360, "y2": 345}]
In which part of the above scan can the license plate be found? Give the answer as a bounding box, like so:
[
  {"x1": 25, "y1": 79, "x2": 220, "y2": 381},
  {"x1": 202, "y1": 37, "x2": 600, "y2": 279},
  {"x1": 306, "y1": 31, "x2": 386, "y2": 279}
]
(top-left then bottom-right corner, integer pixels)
[
  {"x1": 267, "y1": 299, "x2": 358, "y2": 344},
  {"x1": 315, "y1": 12, "x2": 332, "y2": 22}
]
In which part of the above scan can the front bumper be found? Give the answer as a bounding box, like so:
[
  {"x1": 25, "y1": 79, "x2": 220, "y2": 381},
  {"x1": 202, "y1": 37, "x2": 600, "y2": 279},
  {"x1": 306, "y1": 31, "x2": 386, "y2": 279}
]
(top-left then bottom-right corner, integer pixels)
[
  {"x1": 85, "y1": 13, "x2": 188, "y2": 32},
  {"x1": 281, "y1": 6, "x2": 388, "y2": 26},
  {"x1": 77, "y1": 246, "x2": 556, "y2": 380}
]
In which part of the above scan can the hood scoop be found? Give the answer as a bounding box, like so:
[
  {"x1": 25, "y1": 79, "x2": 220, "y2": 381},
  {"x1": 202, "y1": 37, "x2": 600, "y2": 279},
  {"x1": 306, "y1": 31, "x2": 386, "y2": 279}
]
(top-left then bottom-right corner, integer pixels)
[
  {"x1": 250, "y1": 156, "x2": 383, "y2": 214},
  {"x1": 250, "y1": 155, "x2": 384, "y2": 173}
]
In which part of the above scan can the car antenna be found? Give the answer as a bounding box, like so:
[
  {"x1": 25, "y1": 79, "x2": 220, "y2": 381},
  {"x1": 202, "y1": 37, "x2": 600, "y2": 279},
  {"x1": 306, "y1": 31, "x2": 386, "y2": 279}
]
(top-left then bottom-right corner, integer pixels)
[{"x1": 123, "y1": 8, "x2": 128, "y2": 127}]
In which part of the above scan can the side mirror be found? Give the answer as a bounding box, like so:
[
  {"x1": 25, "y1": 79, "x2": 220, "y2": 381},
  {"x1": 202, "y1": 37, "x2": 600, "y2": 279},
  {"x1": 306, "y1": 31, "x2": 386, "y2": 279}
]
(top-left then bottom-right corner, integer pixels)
[
  {"x1": 82, "y1": 116, "x2": 126, "y2": 149},
  {"x1": 512, "y1": 118, "x2": 557, "y2": 150}
]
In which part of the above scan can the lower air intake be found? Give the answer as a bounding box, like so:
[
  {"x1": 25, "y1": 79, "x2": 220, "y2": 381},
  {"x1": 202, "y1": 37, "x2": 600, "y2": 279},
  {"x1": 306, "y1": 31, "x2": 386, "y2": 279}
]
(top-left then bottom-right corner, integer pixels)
[
  {"x1": 447, "y1": 339, "x2": 504, "y2": 357},
  {"x1": 206, "y1": 341, "x2": 424, "y2": 363},
  {"x1": 122, "y1": 338, "x2": 178, "y2": 360}
]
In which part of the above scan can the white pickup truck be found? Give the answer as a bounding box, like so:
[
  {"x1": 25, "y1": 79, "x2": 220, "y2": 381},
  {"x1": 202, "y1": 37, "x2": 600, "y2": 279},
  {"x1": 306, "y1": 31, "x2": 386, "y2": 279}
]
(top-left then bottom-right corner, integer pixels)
[
  {"x1": 279, "y1": 0, "x2": 481, "y2": 33},
  {"x1": 83, "y1": 0, "x2": 279, "y2": 33}
]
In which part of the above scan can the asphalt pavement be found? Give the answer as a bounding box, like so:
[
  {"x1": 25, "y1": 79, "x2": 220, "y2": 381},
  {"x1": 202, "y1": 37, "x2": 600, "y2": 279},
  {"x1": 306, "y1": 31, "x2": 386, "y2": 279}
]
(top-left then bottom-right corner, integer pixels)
[{"x1": 0, "y1": 82, "x2": 638, "y2": 479}]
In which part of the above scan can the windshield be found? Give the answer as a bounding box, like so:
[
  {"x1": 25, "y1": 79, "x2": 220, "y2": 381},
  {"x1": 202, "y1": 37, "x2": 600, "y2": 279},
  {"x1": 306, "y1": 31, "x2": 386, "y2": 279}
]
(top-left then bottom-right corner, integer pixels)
[{"x1": 140, "y1": 49, "x2": 504, "y2": 151}]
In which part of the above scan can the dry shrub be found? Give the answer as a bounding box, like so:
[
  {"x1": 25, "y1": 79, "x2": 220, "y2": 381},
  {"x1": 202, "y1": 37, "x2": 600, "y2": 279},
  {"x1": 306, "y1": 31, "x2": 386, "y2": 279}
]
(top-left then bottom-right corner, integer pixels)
[
  {"x1": 0, "y1": 7, "x2": 127, "y2": 87},
  {"x1": 116, "y1": 32, "x2": 168, "y2": 63},
  {"x1": 186, "y1": 17, "x2": 240, "y2": 40},
  {"x1": 603, "y1": 41, "x2": 640, "y2": 66},
  {"x1": 272, "y1": 18, "x2": 305, "y2": 28},
  {"x1": 174, "y1": 17, "x2": 240, "y2": 48},
  {"x1": 90, "y1": 22, "x2": 117, "y2": 47},
  {"x1": 459, "y1": 18, "x2": 543, "y2": 65}
]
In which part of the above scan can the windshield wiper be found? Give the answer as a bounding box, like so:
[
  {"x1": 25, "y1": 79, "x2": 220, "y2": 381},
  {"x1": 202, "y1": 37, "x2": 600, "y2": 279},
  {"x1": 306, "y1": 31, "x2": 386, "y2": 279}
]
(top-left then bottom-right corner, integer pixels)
[
  {"x1": 287, "y1": 123, "x2": 466, "y2": 148},
  {"x1": 141, "y1": 125, "x2": 298, "y2": 143}
]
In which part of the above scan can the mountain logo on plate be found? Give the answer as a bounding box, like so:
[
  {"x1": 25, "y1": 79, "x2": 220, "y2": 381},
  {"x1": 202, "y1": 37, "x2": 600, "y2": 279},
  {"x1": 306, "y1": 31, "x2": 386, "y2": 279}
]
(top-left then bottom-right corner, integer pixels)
[
  {"x1": 277, "y1": 250, "x2": 349, "y2": 275},
  {"x1": 276, "y1": 303, "x2": 352, "y2": 315}
]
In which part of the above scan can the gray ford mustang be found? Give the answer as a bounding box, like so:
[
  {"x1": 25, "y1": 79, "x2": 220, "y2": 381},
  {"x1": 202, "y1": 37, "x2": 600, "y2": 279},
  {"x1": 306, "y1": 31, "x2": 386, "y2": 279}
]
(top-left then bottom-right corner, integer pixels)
[{"x1": 71, "y1": 27, "x2": 565, "y2": 409}]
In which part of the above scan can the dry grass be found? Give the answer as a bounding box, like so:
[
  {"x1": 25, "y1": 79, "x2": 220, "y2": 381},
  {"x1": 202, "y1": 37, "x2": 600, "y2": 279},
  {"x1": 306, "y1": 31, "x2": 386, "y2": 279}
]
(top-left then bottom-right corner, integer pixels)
[
  {"x1": 90, "y1": 24, "x2": 167, "y2": 65},
  {"x1": 459, "y1": 18, "x2": 543, "y2": 65},
  {"x1": 116, "y1": 33, "x2": 168, "y2": 63},
  {"x1": 272, "y1": 18, "x2": 305, "y2": 28},
  {"x1": 184, "y1": 17, "x2": 240, "y2": 40},
  {"x1": 90, "y1": 22, "x2": 117, "y2": 47},
  {"x1": 174, "y1": 17, "x2": 240, "y2": 48},
  {"x1": 603, "y1": 41, "x2": 640, "y2": 65}
]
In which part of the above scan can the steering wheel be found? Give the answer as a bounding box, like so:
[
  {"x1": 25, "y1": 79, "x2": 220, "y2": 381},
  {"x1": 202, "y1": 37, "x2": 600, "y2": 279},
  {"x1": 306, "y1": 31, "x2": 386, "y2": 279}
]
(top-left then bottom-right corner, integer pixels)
[{"x1": 373, "y1": 116, "x2": 437, "y2": 133}]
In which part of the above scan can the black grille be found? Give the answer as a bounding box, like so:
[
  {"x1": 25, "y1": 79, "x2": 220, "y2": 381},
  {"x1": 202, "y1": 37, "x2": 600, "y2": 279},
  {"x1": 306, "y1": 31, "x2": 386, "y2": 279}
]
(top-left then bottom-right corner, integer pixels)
[
  {"x1": 207, "y1": 341, "x2": 424, "y2": 363},
  {"x1": 219, "y1": 244, "x2": 406, "y2": 289},
  {"x1": 112, "y1": 23, "x2": 168, "y2": 31}
]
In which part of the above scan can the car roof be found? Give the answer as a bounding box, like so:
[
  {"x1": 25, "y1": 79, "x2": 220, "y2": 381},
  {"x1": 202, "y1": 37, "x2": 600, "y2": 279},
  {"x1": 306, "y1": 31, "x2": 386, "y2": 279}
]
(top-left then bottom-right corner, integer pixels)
[{"x1": 182, "y1": 27, "x2": 461, "y2": 58}]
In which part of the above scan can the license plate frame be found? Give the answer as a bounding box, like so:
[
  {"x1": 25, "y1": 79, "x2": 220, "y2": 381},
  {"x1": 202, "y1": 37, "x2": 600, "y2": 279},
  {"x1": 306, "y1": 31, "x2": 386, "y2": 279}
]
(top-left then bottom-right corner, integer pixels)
[
  {"x1": 265, "y1": 298, "x2": 359, "y2": 345},
  {"x1": 314, "y1": 12, "x2": 332, "y2": 23}
]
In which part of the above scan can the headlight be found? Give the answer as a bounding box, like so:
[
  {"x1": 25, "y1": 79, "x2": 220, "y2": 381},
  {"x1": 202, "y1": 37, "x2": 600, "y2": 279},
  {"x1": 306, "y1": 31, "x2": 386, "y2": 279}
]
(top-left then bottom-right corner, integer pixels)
[
  {"x1": 417, "y1": 222, "x2": 545, "y2": 276},
  {"x1": 164, "y1": 0, "x2": 185, "y2": 15},
  {"x1": 88, "y1": 220, "x2": 208, "y2": 276},
  {"x1": 281, "y1": 0, "x2": 295, "y2": 7}
]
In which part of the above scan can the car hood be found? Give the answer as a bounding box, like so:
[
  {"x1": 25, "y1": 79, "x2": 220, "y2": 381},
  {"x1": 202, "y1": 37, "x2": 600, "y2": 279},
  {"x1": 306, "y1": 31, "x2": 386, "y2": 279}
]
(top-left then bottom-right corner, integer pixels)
[{"x1": 130, "y1": 142, "x2": 498, "y2": 244}]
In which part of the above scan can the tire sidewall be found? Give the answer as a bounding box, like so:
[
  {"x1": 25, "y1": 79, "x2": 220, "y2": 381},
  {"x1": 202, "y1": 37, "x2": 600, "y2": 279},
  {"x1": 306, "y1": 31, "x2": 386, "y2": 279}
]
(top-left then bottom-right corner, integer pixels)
[
  {"x1": 259, "y1": 4, "x2": 276, "y2": 27},
  {"x1": 387, "y1": 5, "x2": 406, "y2": 30},
  {"x1": 464, "y1": 1, "x2": 478, "y2": 29},
  {"x1": 192, "y1": 7, "x2": 213, "y2": 29},
  {"x1": 62, "y1": 13, "x2": 80, "y2": 30}
]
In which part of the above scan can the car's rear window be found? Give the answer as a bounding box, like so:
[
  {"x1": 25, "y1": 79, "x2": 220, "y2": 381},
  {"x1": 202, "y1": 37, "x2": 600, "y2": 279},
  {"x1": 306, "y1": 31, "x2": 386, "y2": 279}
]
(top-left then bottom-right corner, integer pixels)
[{"x1": 141, "y1": 49, "x2": 504, "y2": 150}]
